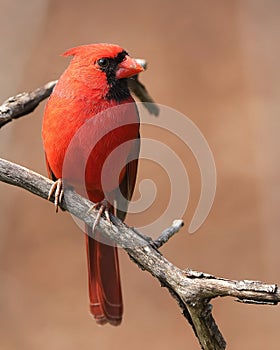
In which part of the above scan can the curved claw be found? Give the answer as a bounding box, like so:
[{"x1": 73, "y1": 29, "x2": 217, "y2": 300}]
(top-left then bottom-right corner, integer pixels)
[
  {"x1": 87, "y1": 199, "x2": 112, "y2": 232},
  {"x1": 48, "y1": 179, "x2": 63, "y2": 212}
]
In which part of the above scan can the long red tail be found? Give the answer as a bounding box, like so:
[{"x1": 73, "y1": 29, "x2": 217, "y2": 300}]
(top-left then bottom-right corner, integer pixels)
[{"x1": 85, "y1": 225, "x2": 123, "y2": 325}]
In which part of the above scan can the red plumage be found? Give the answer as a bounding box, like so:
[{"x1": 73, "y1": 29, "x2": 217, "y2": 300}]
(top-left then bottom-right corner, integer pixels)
[{"x1": 42, "y1": 43, "x2": 143, "y2": 325}]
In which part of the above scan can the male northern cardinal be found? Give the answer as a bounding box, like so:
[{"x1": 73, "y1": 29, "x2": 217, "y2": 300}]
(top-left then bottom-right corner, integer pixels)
[{"x1": 42, "y1": 44, "x2": 143, "y2": 325}]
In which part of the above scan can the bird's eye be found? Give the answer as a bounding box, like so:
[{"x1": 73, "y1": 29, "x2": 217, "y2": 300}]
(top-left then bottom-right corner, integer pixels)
[{"x1": 97, "y1": 58, "x2": 109, "y2": 69}]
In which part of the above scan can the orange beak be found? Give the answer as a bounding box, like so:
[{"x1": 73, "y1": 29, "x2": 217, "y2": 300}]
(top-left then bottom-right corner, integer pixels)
[{"x1": 116, "y1": 56, "x2": 144, "y2": 79}]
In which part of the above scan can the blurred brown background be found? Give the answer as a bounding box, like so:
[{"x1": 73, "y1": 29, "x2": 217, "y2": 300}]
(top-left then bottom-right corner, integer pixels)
[{"x1": 1, "y1": 0, "x2": 280, "y2": 349}]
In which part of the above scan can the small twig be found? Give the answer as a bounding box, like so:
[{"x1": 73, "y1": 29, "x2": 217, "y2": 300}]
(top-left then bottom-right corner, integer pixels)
[
  {"x1": 153, "y1": 219, "x2": 184, "y2": 248},
  {"x1": 0, "y1": 80, "x2": 57, "y2": 128}
]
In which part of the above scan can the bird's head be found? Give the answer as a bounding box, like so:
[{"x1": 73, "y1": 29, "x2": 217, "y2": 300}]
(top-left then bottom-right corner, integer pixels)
[{"x1": 61, "y1": 43, "x2": 144, "y2": 101}]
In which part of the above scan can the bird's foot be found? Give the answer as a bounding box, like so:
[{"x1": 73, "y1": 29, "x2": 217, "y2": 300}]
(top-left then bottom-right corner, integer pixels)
[
  {"x1": 48, "y1": 178, "x2": 63, "y2": 212},
  {"x1": 87, "y1": 199, "x2": 111, "y2": 232}
]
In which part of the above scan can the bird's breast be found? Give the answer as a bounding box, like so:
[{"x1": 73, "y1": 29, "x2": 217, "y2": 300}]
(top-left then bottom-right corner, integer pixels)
[{"x1": 43, "y1": 96, "x2": 139, "y2": 200}]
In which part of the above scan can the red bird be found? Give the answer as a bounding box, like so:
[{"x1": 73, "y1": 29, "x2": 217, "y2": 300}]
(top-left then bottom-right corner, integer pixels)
[{"x1": 42, "y1": 43, "x2": 143, "y2": 325}]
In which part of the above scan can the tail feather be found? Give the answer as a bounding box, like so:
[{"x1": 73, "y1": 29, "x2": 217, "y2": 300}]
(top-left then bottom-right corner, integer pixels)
[{"x1": 85, "y1": 225, "x2": 123, "y2": 325}]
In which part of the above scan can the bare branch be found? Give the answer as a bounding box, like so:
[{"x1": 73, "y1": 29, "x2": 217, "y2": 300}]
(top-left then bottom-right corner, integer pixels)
[
  {"x1": 188, "y1": 303, "x2": 226, "y2": 350},
  {"x1": 1, "y1": 157, "x2": 280, "y2": 349},
  {"x1": 154, "y1": 219, "x2": 184, "y2": 248},
  {"x1": 185, "y1": 269, "x2": 278, "y2": 304},
  {"x1": 0, "y1": 81, "x2": 57, "y2": 128}
]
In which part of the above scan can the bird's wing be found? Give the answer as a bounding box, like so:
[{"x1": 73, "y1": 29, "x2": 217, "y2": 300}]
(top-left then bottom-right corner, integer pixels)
[{"x1": 115, "y1": 135, "x2": 140, "y2": 221}]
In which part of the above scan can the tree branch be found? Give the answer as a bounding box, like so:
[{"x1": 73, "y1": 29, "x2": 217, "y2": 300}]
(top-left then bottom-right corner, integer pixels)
[
  {"x1": 0, "y1": 81, "x2": 57, "y2": 128},
  {"x1": 153, "y1": 219, "x2": 184, "y2": 248},
  {"x1": 1, "y1": 157, "x2": 279, "y2": 350},
  {"x1": 1, "y1": 77, "x2": 279, "y2": 349}
]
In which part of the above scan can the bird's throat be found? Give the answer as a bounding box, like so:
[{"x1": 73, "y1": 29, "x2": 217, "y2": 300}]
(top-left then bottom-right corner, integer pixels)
[{"x1": 105, "y1": 78, "x2": 131, "y2": 102}]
